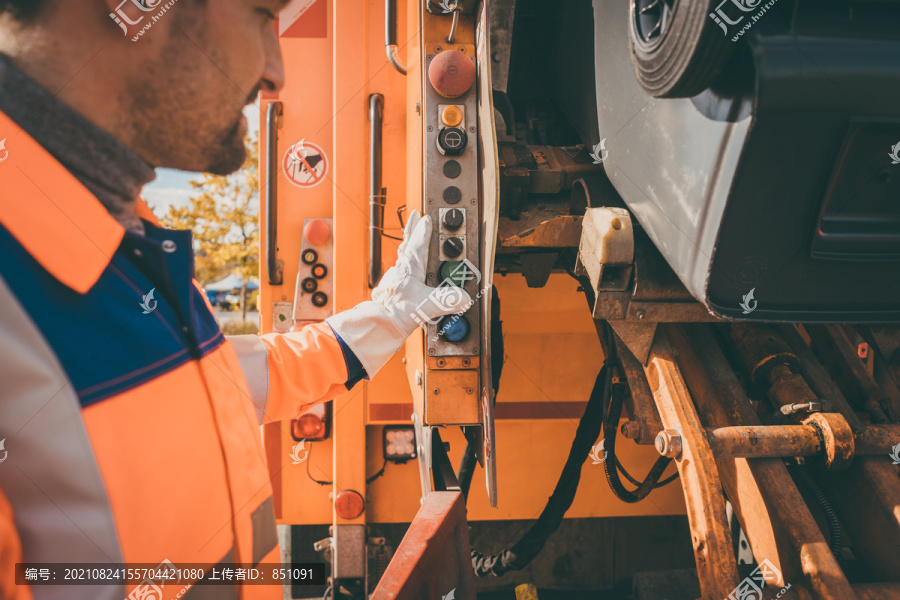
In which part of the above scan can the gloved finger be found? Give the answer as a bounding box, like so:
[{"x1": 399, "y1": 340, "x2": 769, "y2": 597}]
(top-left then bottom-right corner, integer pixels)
[
  {"x1": 403, "y1": 214, "x2": 432, "y2": 280},
  {"x1": 397, "y1": 209, "x2": 421, "y2": 258},
  {"x1": 419, "y1": 283, "x2": 474, "y2": 320}
]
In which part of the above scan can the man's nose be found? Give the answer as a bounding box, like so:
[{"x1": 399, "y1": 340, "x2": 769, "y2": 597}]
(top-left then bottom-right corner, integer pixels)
[{"x1": 261, "y1": 27, "x2": 286, "y2": 93}]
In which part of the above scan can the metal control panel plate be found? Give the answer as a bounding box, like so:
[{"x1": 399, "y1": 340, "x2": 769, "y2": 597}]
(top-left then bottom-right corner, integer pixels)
[
  {"x1": 423, "y1": 46, "x2": 481, "y2": 358},
  {"x1": 292, "y1": 217, "x2": 334, "y2": 322}
]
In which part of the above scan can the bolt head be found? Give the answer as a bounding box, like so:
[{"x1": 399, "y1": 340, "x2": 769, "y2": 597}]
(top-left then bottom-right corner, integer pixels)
[{"x1": 655, "y1": 429, "x2": 682, "y2": 458}]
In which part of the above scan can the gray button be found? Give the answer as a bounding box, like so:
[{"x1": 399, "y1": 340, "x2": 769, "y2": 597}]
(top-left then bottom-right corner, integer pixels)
[{"x1": 162, "y1": 240, "x2": 177, "y2": 253}]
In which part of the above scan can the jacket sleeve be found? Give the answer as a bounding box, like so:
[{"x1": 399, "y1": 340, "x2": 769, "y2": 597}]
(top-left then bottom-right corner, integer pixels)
[
  {"x1": 226, "y1": 321, "x2": 367, "y2": 424},
  {"x1": 0, "y1": 487, "x2": 32, "y2": 600}
]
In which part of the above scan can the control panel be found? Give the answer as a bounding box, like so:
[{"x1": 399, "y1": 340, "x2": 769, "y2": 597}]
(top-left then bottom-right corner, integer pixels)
[
  {"x1": 292, "y1": 217, "x2": 334, "y2": 324},
  {"x1": 423, "y1": 45, "x2": 481, "y2": 360}
]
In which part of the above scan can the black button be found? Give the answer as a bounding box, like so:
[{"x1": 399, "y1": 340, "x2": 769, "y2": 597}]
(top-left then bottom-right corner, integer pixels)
[
  {"x1": 442, "y1": 160, "x2": 462, "y2": 178},
  {"x1": 312, "y1": 292, "x2": 328, "y2": 307},
  {"x1": 443, "y1": 186, "x2": 462, "y2": 205},
  {"x1": 302, "y1": 277, "x2": 318, "y2": 293},
  {"x1": 443, "y1": 208, "x2": 464, "y2": 230},
  {"x1": 437, "y1": 127, "x2": 468, "y2": 156},
  {"x1": 443, "y1": 237, "x2": 464, "y2": 258}
]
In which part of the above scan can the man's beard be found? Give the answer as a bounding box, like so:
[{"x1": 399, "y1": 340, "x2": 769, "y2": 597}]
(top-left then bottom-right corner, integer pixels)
[{"x1": 203, "y1": 115, "x2": 246, "y2": 175}]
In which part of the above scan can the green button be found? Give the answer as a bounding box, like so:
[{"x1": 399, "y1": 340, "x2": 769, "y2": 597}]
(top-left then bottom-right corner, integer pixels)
[{"x1": 440, "y1": 260, "x2": 469, "y2": 287}]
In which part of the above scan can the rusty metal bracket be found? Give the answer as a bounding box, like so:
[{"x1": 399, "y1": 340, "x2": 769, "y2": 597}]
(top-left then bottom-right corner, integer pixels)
[{"x1": 644, "y1": 330, "x2": 739, "y2": 599}]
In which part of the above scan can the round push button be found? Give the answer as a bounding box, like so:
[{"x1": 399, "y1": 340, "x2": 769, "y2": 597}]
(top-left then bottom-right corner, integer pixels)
[
  {"x1": 304, "y1": 219, "x2": 331, "y2": 245},
  {"x1": 428, "y1": 50, "x2": 476, "y2": 98}
]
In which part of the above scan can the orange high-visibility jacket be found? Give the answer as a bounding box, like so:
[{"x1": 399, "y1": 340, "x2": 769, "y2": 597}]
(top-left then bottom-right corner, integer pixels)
[{"x1": 0, "y1": 109, "x2": 364, "y2": 600}]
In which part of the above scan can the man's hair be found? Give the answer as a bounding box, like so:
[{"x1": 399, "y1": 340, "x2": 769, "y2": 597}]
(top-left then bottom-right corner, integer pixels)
[{"x1": 0, "y1": 0, "x2": 50, "y2": 21}]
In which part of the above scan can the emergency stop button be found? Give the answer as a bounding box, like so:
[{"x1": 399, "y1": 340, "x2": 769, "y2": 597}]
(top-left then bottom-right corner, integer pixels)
[
  {"x1": 429, "y1": 50, "x2": 475, "y2": 98},
  {"x1": 304, "y1": 219, "x2": 331, "y2": 245}
]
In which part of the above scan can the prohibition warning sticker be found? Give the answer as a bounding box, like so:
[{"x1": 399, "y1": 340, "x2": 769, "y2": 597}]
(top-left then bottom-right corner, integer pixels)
[{"x1": 283, "y1": 139, "x2": 328, "y2": 188}]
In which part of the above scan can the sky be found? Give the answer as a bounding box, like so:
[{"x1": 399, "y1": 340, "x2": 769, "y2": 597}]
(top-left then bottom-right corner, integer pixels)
[{"x1": 141, "y1": 104, "x2": 260, "y2": 215}]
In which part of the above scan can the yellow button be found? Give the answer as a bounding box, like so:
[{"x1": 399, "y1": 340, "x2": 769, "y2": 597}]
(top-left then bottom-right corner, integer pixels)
[{"x1": 441, "y1": 105, "x2": 463, "y2": 127}]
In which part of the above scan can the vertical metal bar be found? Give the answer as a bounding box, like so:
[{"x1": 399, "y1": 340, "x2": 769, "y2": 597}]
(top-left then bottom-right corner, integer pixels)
[
  {"x1": 369, "y1": 93, "x2": 385, "y2": 289},
  {"x1": 265, "y1": 101, "x2": 283, "y2": 285},
  {"x1": 385, "y1": 0, "x2": 408, "y2": 75}
]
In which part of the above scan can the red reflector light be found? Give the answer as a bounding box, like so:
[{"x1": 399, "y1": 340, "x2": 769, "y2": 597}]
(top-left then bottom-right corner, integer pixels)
[
  {"x1": 293, "y1": 413, "x2": 325, "y2": 440},
  {"x1": 334, "y1": 490, "x2": 365, "y2": 520}
]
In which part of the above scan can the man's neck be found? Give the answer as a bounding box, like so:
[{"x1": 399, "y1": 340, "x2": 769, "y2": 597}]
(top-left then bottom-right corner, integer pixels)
[{"x1": 0, "y1": 52, "x2": 155, "y2": 234}]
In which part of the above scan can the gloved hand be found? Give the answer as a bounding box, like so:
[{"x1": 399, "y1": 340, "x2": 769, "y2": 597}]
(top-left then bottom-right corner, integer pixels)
[{"x1": 325, "y1": 209, "x2": 473, "y2": 378}]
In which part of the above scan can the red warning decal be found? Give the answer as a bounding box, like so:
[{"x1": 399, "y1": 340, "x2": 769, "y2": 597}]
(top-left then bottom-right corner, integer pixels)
[{"x1": 283, "y1": 139, "x2": 329, "y2": 188}]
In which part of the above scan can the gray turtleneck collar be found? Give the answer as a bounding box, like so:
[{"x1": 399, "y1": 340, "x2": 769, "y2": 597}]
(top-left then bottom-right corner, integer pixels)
[{"x1": 0, "y1": 52, "x2": 155, "y2": 234}]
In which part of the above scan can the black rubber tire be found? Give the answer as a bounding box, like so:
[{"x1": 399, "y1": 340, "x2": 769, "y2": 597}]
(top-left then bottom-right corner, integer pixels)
[{"x1": 630, "y1": 0, "x2": 734, "y2": 98}]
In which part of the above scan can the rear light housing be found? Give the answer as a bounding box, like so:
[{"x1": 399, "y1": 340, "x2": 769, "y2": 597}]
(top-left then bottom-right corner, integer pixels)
[
  {"x1": 382, "y1": 425, "x2": 417, "y2": 463},
  {"x1": 291, "y1": 402, "x2": 331, "y2": 441}
]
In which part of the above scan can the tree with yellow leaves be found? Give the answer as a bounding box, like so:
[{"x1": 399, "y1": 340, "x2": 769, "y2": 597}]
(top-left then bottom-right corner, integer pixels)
[{"x1": 160, "y1": 134, "x2": 259, "y2": 324}]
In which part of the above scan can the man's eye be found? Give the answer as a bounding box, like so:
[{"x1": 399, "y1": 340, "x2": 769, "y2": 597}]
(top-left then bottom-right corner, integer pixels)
[{"x1": 257, "y1": 7, "x2": 277, "y2": 21}]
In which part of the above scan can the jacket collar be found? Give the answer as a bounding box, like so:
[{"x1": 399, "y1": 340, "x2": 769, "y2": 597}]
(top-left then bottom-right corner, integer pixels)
[{"x1": 0, "y1": 109, "x2": 158, "y2": 293}]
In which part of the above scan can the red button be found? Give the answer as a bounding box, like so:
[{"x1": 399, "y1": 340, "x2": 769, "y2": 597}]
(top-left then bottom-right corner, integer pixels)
[
  {"x1": 428, "y1": 50, "x2": 475, "y2": 98},
  {"x1": 304, "y1": 219, "x2": 331, "y2": 245}
]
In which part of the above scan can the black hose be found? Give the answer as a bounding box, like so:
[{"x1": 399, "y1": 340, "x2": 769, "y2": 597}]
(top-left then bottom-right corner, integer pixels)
[
  {"x1": 471, "y1": 367, "x2": 610, "y2": 577},
  {"x1": 789, "y1": 463, "x2": 843, "y2": 556},
  {"x1": 602, "y1": 375, "x2": 674, "y2": 503}
]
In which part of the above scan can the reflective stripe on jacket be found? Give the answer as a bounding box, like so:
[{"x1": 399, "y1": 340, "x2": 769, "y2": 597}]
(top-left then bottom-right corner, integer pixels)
[{"x1": 0, "y1": 109, "x2": 361, "y2": 600}]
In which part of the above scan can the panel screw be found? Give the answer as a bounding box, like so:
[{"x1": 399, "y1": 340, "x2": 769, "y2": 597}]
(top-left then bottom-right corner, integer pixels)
[
  {"x1": 469, "y1": 126, "x2": 476, "y2": 133},
  {"x1": 428, "y1": 348, "x2": 435, "y2": 355},
  {"x1": 466, "y1": 388, "x2": 473, "y2": 394},
  {"x1": 459, "y1": 47, "x2": 466, "y2": 53},
  {"x1": 635, "y1": 308, "x2": 646, "y2": 320},
  {"x1": 427, "y1": 125, "x2": 434, "y2": 132},
  {"x1": 437, "y1": 358, "x2": 446, "y2": 367},
  {"x1": 470, "y1": 198, "x2": 476, "y2": 204},
  {"x1": 462, "y1": 358, "x2": 470, "y2": 366},
  {"x1": 433, "y1": 388, "x2": 440, "y2": 395},
  {"x1": 655, "y1": 429, "x2": 682, "y2": 458},
  {"x1": 473, "y1": 347, "x2": 479, "y2": 354},
  {"x1": 435, "y1": 46, "x2": 443, "y2": 52}
]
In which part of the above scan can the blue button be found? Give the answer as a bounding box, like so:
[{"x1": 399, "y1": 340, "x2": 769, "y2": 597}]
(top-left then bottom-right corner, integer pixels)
[{"x1": 438, "y1": 314, "x2": 469, "y2": 343}]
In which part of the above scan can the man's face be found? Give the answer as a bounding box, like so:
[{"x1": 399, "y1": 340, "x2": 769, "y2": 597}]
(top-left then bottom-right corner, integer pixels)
[{"x1": 124, "y1": 0, "x2": 286, "y2": 174}]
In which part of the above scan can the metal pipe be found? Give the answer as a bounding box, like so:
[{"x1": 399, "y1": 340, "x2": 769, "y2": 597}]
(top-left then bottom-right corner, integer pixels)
[
  {"x1": 705, "y1": 423, "x2": 900, "y2": 459},
  {"x1": 368, "y1": 94, "x2": 385, "y2": 289},
  {"x1": 265, "y1": 101, "x2": 283, "y2": 285},
  {"x1": 385, "y1": 0, "x2": 407, "y2": 75}
]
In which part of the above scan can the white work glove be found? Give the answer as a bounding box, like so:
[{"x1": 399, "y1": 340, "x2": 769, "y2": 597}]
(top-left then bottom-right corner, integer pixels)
[{"x1": 325, "y1": 209, "x2": 473, "y2": 378}]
